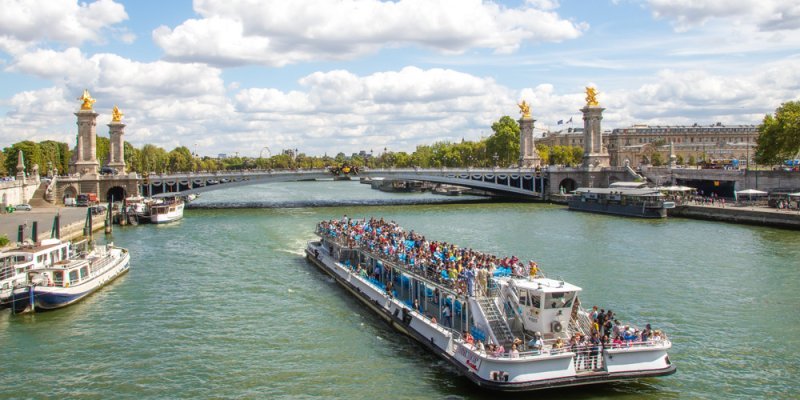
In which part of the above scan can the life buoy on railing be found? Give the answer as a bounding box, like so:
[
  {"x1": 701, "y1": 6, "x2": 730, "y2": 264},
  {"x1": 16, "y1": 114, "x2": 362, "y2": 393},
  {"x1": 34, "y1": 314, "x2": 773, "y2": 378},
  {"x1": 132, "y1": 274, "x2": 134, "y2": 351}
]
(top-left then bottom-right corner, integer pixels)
[{"x1": 552, "y1": 321, "x2": 563, "y2": 333}]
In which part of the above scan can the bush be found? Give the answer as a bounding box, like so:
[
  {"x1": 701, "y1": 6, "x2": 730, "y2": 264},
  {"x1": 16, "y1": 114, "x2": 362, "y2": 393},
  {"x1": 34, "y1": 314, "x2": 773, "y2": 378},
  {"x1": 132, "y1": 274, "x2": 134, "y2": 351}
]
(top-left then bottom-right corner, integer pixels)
[{"x1": 0, "y1": 234, "x2": 9, "y2": 247}]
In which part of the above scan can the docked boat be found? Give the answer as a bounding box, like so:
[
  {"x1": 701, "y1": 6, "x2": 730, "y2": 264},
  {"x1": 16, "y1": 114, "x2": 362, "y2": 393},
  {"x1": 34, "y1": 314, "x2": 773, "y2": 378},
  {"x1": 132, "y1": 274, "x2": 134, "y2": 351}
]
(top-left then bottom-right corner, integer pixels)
[
  {"x1": 1, "y1": 239, "x2": 74, "y2": 308},
  {"x1": 147, "y1": 193, "x2": 184, "y2": 224},
  {"x1": 9, "y1": 242, "x2": 130, "y2": 314},
  {"x1": 306, "y1": 218, "x2": 675, "y2": 391},
  {"x1": 569, "y1": 187, "x2": 675, "y2": 218}
]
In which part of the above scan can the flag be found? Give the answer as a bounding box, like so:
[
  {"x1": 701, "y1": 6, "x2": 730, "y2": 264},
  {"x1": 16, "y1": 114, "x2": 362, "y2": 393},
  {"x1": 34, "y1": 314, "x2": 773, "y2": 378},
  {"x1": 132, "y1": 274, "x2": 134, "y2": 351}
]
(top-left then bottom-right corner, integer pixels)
[
  {"x1": 568, "y1": 117, "x2": 573, "y2": 123},
  {"x1": 557, "y1": 120, "x2": 563, "y2": 125}
]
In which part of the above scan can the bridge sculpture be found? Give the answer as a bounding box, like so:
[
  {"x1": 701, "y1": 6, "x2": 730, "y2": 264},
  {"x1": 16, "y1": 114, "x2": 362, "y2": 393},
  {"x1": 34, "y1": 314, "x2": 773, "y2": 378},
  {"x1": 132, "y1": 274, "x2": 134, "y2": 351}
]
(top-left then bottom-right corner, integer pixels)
[{"x1": 142, "y1": 168, "x2": 548, "y2": 199}]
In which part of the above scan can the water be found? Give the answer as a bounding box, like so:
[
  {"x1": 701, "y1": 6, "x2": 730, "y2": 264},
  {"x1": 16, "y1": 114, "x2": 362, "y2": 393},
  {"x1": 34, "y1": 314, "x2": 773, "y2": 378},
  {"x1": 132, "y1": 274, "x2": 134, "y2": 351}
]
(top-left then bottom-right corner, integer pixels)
[{"x1": 2, "y1": 181, "x2": 798, "y2": 399}]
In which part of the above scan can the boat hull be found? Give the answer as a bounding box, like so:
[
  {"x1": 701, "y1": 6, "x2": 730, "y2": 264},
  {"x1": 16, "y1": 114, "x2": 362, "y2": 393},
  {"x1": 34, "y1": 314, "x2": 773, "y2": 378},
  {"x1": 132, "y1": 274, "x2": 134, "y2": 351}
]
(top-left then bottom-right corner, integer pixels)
[
  {"x1": 304, "y1": 244, "x2": 675, "y2": 391},
  {"x1": 568, "y1": 200, "x2": 668, "y2": 218},
  {"x1": 10, "y1": 252, "x2": 130, "y2": 314}
]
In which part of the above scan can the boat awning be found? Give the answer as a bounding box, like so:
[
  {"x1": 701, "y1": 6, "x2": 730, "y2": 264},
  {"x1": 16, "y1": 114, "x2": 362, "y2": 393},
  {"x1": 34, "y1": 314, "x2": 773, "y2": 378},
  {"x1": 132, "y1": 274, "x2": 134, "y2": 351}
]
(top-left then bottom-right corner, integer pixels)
[
  {"x1": 609, "y1": 181, "x2": 647, "y2": 189},
  {"x1": 573, "y1": 187, "x2": 663, "y2": 196},
  {"x1": 735, "y1": 189, "x2": 768, "y2": 195},
  {"x1": 152, "y1": 192, "x2": 182, "y2": 198}
]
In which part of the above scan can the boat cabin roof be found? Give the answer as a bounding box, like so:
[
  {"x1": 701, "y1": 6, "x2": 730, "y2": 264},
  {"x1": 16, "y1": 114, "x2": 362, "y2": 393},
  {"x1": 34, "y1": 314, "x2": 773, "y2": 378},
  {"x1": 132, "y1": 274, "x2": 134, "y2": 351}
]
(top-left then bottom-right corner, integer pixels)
[
  {"x1": 5, "y1": 239, "x2": 68, "y2": 256},
  {"x1": 573, "y1": 187, "x2": 662, "y2": 196},
  {"x1": 609, "y1": 181, "x2": 648, "y2": 188},
  {"x1": 510, "y1": 277, "x2": 582, "y2": 293}
]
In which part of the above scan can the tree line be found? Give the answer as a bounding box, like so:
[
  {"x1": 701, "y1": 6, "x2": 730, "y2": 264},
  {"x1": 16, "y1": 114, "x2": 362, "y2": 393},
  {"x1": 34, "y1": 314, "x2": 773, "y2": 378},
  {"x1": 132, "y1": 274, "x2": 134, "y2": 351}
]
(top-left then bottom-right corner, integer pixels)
[{"x1": 10, "y1": 102, "x2": 795, "y2": 176}]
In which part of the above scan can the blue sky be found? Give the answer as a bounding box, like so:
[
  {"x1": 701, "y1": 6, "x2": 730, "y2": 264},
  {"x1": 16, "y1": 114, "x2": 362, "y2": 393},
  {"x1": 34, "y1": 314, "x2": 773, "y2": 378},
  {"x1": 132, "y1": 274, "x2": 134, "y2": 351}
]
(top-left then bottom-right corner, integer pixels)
[{"x1": 1, "y1": 0, "x2": 798, "y2": 156}]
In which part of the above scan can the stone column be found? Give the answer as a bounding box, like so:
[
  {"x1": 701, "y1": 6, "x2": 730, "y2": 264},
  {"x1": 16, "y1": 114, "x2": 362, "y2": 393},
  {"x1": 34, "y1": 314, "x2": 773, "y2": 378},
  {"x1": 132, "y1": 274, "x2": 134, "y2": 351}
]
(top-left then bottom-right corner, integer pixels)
[
  {"x1": 107, "y1": 121, "x2": 126, "y2": 174},
  {"x1": 519, "y1": 116, "x2": 540, "y2": 168},
  {"x1": 70, "y1": 109, "x2": 100, "y2": 176},
  {"x1": 16, "y1": 150, "x2": 26, "y2": 180},
  {"x1": 581, "y1": 105, "x2": 610, "y2": 169}
]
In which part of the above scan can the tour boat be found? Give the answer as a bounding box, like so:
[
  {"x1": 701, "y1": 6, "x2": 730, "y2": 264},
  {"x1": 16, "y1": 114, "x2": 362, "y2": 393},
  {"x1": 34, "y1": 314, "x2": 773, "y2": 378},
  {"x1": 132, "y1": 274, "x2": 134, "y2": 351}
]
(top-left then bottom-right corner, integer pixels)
[
  {"x1": 569, "y1": 187, "x2": 675, "y2": 218},
  {"x1": 9, "y1": 242, "x2": 130, "y2": 314},
  {"x1": 1, "y1": 239, "x2": 73, "y2": 308},
  {"x1": 306, "y1": 218, "x2": 675, "y2": 391},
  {"x1": 147, "y1": 193, "x2": 184, "y2": 224}
]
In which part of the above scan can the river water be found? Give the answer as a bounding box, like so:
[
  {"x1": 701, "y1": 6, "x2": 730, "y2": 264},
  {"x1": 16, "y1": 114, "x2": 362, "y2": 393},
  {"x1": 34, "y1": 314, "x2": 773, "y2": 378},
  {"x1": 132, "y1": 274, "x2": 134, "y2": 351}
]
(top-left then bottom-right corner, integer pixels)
[{"x1": 2, "y1": 181, "x2": 798, "y2": 399}]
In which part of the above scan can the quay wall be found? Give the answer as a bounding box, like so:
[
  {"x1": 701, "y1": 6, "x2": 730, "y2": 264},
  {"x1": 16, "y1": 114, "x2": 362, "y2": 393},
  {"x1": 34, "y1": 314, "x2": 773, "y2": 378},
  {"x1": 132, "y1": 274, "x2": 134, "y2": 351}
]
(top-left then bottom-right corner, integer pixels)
[{"x1": 670, "y1": 205, "x2": 800, "y2": 230}]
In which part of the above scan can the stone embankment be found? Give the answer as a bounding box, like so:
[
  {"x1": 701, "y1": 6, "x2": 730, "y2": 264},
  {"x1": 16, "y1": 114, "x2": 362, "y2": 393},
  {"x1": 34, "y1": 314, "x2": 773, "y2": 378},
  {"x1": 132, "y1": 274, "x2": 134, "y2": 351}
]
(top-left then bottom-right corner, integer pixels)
[{"x1": 670, "y1": 204, "x2": 800, "y2": 229}]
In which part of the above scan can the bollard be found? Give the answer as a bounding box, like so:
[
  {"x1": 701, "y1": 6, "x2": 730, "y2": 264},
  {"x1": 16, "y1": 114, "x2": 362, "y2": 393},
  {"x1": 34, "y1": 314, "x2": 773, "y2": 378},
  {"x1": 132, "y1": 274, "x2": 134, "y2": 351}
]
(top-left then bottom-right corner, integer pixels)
[
  {"x1": 32, "y1": 221, "x2": 38, "y2": 243},
  {"x1": 18, "y1": 224, "x2": 24, "y2": 243}
]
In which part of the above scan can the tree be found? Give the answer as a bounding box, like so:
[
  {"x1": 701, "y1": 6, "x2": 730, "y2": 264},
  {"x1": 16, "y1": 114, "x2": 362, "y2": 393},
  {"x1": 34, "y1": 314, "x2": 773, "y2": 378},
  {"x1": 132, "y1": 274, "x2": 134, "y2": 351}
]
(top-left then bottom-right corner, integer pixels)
[
  {"x1": 3, "y1": 141, "x2": 41, "y2": 176},
  {"x1": 536, "y1": 144, "x2": 550, "y2": 165},
  {"x1": 569, "y1": 146, "x2": 583, "y2": 167},
  {"x1": 676, "y1": 155, "x2": 684, "y2": 165},
  {"x1": 486, "y1": 116, "x2": 520, "y2": 167},
  {"x1": 688, "y1": 155, "x2": 696, "y2": 166},
  {"x1": 96, "y1": 135, "x2": 110, "y2": 166},
  {"x1": 651, "y1": 152, "x2": 664, "y2": 166},
  {"x1": 755, "y1": 101, "x2": 800, "y2": 164}
]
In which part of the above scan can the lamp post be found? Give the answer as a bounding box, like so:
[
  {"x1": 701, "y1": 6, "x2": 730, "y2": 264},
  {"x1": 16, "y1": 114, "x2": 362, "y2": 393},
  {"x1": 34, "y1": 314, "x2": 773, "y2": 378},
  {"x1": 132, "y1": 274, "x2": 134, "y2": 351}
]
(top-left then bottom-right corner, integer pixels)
[{"x1": 493, "y1": 152, "x2": 499, "y2": 168}]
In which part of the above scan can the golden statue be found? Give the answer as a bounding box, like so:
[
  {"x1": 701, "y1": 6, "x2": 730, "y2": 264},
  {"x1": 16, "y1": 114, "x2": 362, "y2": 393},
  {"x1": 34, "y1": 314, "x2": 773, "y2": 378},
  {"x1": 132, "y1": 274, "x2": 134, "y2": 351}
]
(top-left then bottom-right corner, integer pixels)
[
  {"x1": 518, "y1": 100, "x2": 532, "y2": 118},
  {"x1": 78, "y1": 89, "x2": 95, "y2": 110},
  {"x1": 111, "y1": 105, "x2": 124, "y2": 122},
  {"x1": 585, "y1": 86, "x2": 599, "y2": 106}
]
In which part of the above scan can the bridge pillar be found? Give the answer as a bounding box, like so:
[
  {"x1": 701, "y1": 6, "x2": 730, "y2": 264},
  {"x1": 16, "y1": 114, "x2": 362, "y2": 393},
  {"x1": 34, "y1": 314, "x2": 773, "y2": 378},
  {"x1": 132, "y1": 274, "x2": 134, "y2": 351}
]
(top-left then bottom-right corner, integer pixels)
[
  {"x1": 581, "y1": 88, "x2": 610, "y2": 170},
  {"x1": 519, "y1": 115, "x2": 541, "y2": 167},
  {"x1": 70, "y1": 108, "x2": 100, "y2": 176},
  {"x1": 107, "y1": 119, "x2": 126, "y2": 174}
]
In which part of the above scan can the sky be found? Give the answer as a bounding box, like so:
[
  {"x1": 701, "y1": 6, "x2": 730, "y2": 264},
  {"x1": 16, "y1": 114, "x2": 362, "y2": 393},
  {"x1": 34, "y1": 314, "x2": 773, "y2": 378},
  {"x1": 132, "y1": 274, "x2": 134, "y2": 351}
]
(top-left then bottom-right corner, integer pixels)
[{"x1": 0, "y1": 0, "x2": 798, "y2": 157}]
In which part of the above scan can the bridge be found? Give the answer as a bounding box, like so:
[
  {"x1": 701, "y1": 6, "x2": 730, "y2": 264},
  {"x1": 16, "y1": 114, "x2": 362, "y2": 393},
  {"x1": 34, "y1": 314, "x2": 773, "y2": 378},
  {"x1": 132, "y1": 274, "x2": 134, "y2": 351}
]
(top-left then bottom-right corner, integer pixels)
[{"x1": 141, "y1": 168, "x2": 549, "y2": 200}]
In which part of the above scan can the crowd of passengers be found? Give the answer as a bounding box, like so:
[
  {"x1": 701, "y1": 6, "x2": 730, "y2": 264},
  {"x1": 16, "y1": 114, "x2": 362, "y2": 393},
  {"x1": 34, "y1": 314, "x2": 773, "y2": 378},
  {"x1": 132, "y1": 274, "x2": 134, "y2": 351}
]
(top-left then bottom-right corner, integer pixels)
[
  {"x1": 317, "y1": 217, "x2": 665, "y2": 360},
  {"x1": 318, "y1": 216, "x2": 540, "y2": 296}
]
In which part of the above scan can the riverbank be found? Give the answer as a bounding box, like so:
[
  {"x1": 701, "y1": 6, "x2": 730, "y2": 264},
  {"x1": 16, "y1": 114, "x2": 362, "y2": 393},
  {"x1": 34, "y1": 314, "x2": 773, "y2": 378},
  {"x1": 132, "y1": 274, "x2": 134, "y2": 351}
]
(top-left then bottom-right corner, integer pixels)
[{"x1": 670, "y1": 203, "x2": 800, "y2": 229}]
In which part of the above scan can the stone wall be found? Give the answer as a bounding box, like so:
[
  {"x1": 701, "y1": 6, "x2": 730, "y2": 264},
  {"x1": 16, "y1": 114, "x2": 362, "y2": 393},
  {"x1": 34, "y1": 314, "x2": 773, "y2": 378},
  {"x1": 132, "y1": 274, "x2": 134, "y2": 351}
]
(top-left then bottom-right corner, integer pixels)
[{"x1": 0, "y1": 178, "x2": 40, "y2": 210}]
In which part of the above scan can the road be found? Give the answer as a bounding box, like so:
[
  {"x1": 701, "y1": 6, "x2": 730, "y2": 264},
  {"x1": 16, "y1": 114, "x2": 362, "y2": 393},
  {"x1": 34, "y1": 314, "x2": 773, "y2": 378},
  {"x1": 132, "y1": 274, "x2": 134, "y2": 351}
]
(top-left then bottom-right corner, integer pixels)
[{"x1": 0, "y1": 206, "x2": 92, "y2": 244}]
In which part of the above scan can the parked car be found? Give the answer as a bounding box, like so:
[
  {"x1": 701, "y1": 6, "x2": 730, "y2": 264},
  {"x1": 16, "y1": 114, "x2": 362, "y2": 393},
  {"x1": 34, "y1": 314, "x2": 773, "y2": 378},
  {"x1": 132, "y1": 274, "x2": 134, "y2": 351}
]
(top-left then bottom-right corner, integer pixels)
[
  {"x1": 89, "y1": 205, "x2": 107, "y2": 216},
  {"x1": 15, "y1": 204, "x2": 32, "y2": 211},
  {"x1": 100, "y1": 166, "x2": 119, "y2": 175}
]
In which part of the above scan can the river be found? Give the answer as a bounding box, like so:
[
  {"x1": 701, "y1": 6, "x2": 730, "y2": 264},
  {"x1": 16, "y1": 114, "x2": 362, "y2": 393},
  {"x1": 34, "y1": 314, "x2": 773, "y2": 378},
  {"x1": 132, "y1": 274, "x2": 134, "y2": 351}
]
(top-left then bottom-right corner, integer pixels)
[{"x1": 1, "y1": 180, "x2": 798, "y2": 399}]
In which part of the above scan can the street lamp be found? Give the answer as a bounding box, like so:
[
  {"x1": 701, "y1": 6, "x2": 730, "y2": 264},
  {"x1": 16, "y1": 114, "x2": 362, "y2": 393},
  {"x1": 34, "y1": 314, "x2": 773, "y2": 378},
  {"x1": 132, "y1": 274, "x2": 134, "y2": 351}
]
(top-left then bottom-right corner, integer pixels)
[{"x1": 493, "y1": 152, "x2": 499, "y2": 168}]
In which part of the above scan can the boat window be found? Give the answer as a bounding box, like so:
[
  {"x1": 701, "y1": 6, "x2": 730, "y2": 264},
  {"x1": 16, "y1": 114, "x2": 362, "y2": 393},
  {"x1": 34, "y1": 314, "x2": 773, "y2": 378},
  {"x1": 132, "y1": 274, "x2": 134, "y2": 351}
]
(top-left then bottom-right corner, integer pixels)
[
  {"x1": 518, "y1": 289, "x2": 529, "y2": 306},
  {"x1": 545, "y1": 291, "x2": 576, "y2": 309},
  {"x1": 531, "y1": 292, "x2": 541, "y2": 308},
  {"x1": 79, "y1": 267, "x2": 88, "y2": 279},
  {"x1": 69, "y1": 269, "x2": 79, "y2": 283},
  {"x1": 37, "y1": 254, "x2": 46, "y2": 263},
  {"x1": 53, "y1": 271, "x2": 63, "y2": 285}
]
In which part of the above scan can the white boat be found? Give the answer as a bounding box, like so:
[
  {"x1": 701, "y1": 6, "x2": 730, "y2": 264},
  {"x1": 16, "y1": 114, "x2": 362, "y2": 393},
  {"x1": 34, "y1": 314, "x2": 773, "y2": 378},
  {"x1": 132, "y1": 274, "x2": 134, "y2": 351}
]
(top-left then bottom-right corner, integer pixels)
[
  {"x1": 10, "y1": 242, "x2": 130, "y2": 314},
  {"x1": 147, "y1": 193, "x2": 184, "y2": 224},
  {"x1": 1, "y1": 239, "x2": 74, "y2": 308},
  {"x1": 306, "y1": 218, "x2": 675, "y2": 391}
]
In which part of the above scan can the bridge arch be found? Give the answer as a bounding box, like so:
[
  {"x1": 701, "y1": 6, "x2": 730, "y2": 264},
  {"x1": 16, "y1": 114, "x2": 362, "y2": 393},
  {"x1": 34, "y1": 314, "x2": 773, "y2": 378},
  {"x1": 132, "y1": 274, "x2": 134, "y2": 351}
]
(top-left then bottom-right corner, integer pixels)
[
  {"x1": 62, "y1": 185, "x2": 78, "y2": 202},
  {"x1": 559, "y1": 178, "x2": 578, "y2": 193},
  {"x1": 106, "y1": 186, "x2": 127, "y2": 203}
]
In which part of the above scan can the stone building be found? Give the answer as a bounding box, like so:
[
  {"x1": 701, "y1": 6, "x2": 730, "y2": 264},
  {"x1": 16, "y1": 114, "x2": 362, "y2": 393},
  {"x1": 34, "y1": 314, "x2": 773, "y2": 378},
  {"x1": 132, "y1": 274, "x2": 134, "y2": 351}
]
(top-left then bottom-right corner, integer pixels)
[{"x1": 537, "y1": 123, "x2": 757, "y2": 168}]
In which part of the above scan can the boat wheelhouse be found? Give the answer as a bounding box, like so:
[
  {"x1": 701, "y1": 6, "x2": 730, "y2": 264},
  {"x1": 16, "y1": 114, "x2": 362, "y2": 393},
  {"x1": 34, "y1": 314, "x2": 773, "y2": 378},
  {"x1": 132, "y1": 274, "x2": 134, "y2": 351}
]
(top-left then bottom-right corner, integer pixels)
[
  {"x1": 1, "y1": 239, "x2": 74, "y2": 308},
  {"x1": 569, "y1": 187, "x2": 675, "y2": 218},
  {"x1": 306, "y1": 218, "x2": 675, "y2": 391},
  {"x1": 10, "y1": 242, "x2": 130, "y2": 314}
]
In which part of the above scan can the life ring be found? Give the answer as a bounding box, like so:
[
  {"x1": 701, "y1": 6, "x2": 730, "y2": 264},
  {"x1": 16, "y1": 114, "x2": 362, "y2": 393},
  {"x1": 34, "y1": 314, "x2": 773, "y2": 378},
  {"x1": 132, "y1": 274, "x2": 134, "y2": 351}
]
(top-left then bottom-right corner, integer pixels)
[{"x1": 552, "y1": 321, "x2": 563, "y2": 333}]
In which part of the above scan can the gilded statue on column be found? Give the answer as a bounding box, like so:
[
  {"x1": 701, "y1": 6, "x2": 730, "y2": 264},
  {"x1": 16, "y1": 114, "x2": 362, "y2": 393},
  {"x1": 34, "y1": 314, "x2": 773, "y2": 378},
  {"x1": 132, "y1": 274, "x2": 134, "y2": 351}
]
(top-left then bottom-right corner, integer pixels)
[
  {"x1": 518, "y1": 100, "x2": 532, "y2": 118},
  {"x1": 585, "y1": 87, "x2": 599, "y2": 106},
  {"x1": 78, "y1": 89, "x2": 96, "y2": 110},
  {"x1": 111, "y1": 105, "x2": 124, "y2": 122}
]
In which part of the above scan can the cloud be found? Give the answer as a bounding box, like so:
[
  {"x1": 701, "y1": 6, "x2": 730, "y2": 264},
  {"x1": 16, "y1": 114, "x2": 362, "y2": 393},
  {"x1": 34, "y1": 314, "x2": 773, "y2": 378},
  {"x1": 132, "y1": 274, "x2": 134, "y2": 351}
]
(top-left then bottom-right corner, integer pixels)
[
  {"x1": 647, "y1": 0, "x2": 800, "y2": 32},
  {"x1": 153, "y1": 0, "x2": 586, "y2": 67},
  {"x1": 0, "y1": 0, "x2": 128, "y2": 51}
]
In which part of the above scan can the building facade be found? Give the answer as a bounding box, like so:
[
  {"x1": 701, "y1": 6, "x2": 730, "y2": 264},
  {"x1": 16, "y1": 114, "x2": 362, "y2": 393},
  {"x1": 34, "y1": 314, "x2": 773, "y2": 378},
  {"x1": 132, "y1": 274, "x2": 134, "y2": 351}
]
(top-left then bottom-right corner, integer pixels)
[{"x1": 538, "y1": 123, "x2": 757, "y2": 168}]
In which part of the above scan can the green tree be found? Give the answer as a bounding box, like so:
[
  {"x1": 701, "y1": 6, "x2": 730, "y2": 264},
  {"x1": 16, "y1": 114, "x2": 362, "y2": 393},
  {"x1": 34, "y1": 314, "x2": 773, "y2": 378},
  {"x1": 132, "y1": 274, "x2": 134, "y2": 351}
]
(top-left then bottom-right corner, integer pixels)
[
  {"x1": 486, "y1": 116, "x2": 520, "y2": 167},
  {"x1": 536, "y1": 143, "x2": 550, "y2": 165},
  {"x1": 3, "y1": 141, "x2": 41, "y2": 176},
  {"x1": 0, "y1": 151, "x2": 5, "y2": 176},
  {"x1": 96, "y1": 135, "x2": 110, "y2": 165},
  {"x1": 755, "y1": 101, "x2": 800, "y2": 164},
  {"x1": 676, "y1": 155, "x2": 684, "y2": 165},
  {"x1": 569, "y1": 146, "x2": 583, "y2": 167},
  {"x1": 140, "y1": 144, "x2": 168, "y2": 173},
  {"x1": 688, "y1": 155, "x2": 696, "y2": 166},
  {"x1": 651, "y1": 152, "x2": 664, "y2": 166}
]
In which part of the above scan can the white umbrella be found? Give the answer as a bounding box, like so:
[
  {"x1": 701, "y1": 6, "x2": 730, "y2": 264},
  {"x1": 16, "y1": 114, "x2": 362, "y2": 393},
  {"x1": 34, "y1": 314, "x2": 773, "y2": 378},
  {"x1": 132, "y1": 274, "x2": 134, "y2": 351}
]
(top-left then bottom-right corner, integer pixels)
[{"x1": 788, "y1": 192, "x2": 800, "y2": 197}]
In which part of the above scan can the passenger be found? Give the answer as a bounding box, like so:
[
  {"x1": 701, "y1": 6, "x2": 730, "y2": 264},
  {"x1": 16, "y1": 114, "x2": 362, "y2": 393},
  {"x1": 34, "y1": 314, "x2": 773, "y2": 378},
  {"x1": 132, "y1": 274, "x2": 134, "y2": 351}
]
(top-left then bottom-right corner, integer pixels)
[
  {"x1": 552, "y1": 338, "x2": 565, "y2": 353},
  {"x1": 442, "y1": 304, "x2": 452, "y2": 328},
  {"x1": 494, "y1": 344, "x2": 505, "y2": 357},
  {"x1": 527, "y1": 332, "x2": 544, "y2": 354},
  {"x1": 476, "y1": 340, "x2": 486, "y2": 354},
  {"x1": 642, "y1": 323, "x2": 652, "y2": 342},
  {"x1": 510, "y1": 344, "x2": 520, "y2": 359}
]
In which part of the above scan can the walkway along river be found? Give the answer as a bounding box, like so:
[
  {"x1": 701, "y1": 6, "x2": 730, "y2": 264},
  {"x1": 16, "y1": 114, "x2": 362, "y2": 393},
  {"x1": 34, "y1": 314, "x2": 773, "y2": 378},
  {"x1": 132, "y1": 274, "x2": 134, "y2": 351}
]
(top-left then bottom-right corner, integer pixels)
[{"x1": 0, "y1": 181, "x2": 797, "y2": 399}]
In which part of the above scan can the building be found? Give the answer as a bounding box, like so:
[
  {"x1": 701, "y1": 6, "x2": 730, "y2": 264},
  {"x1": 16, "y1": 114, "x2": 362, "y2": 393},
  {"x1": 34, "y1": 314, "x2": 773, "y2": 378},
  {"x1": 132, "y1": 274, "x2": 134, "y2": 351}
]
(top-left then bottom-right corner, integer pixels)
[
  {"x1": 609, "y1": 123, "x2": 758, "y2": 168},
  {"x1": 537, "y1": 123, "x2": 758, "y2": 168}
]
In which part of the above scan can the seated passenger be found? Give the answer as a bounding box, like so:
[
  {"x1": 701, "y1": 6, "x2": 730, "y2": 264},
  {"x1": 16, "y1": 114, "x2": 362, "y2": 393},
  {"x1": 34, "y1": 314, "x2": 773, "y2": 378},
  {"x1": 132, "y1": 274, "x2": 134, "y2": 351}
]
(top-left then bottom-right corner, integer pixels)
[
  {"x1": 527, "y1": 332, "x2": 544, "y2": 353},
  {"x1": 510, "y1": 344, "x2": 520, "y2": 359}
]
